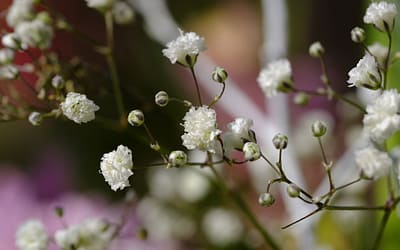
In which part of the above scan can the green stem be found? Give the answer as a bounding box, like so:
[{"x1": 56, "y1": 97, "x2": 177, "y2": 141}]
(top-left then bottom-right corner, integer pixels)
[
  {"x1": 104, "y1": 11, "x2": 126, "y2": 125},
  {"x1": 208, "y1": 82, "x2": 225, "y2": 107},
  {"x1": 382, "y1": 31, "x2": 392, "y2": 90},
  {"x1": 189, "y1": 67, "x2": 203, "y2": 106},
  {"x1": 371, "y1": 209, "x2": 391, "y2": 250},
  {"x1": 325, "y1": 205, "x2": 385, "y2": 211}
]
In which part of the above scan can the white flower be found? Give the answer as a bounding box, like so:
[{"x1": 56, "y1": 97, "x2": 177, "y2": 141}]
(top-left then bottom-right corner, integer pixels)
[
  {"x1": 243, "y1": 142, "x2": 261, "y2": 161},
  {"x1": 16, "y1": 219, "x2": 48, "y2": 250},
  {"x1": 6, "y1": 0, "x2": 35, "y2": 28},
  {"x1": 347, "y1": 54, "x2": 381, "y2": 89},
  {"x1": 60, "y1": 92, "x2": 99, "y2": 124},
  {"x1": 55, "y1": 218, "x2": 114, "y2": 250},
  {"x1": 2, "y1": 33, "x2": 23, "y2": 50},
  {"x1": 309, "y1": 41, "x2": 324, "y2": 58},
  {"x1": 202, "y1": 208, "x2": 243, "y2": 246},
  {"x1": 28, "y1": 111, "x2": 42, "y2": 126},
  {"x1": 100, "y1": 145, "x2": 133, "y2": 191},
  {"x1": 363, "y1": 89, "x2": 400, "y2": 144},
  {"x1": 0, "y1": 48, "x2": 15, "y2": 64},
  {"x1": 223, "y1": 118, "x2": 254, "y2": 152},
  {"x1": 177, "y1": 168, "x2": 210, "y2": 202},
  {"x1": 257, "y1": 59, "x2": 292, "y2": 97},
  {"x1": 181, "y1": 106, "x2": 221, "y2": 152},
  {"x1": 0, "y1": 65, "x2": 19, "y2": 79},
  {"x1": 113, "y1": 1, "x2": 134, "y2": 25},
  {"x1": 85, "y1": 0, "x2": 115, "y2": 10},
  {"x1": 355, "y1": 146, "x2": 392, "y2": 179},
  {"x1": 363, "y1": 1, "x2": 398, "y2": 32},
  {"x1": 367, "y1": 42, "x2": 388, "y2": 69},
  {"x1": 162, "y1": 30, "x2": 206, "y2": 67},
  {"x1": 15, "y1": 19, "x2": 53, "y2": 49}
]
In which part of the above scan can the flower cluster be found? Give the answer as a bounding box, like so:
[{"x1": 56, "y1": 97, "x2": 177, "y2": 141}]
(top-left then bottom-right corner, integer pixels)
[
  {"x1": 257, "y1": 59, "x2": 292, "y2": 97},
  {"x1": 60, "y1": 92, "x2": 100, "y2": 124},
  {"x1": 347, "y1": 54, "x2": 381, "y2": 89},
  {"x1": 363, "y1": 1, "x2": 397, "y2": 32},
  {"x1": 15, "y1": 219, "x2": 48, "y2": 250}
]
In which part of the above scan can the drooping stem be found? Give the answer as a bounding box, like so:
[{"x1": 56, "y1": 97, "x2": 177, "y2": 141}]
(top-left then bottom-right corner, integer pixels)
[
  {"x1": 208, "y1": 82, "x2": 225, "y2": 107},
  {"x1": 104, "y1": 11, "x2": 126, "y2": 125},
  {"x1": 371, "y1": 209, "x2": 392, "y2": 250},
  {"x1": 189, "y1": 66, "x2": 203, "y2": 106},
  {"x1": 382, "y1": 31, "x2": 392, "y2": 90}
]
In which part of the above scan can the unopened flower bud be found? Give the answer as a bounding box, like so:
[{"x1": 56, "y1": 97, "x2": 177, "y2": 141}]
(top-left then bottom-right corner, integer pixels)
[
  {"x1": 212, "y1": 67, "x2": 228, "y2": 83},
  {"x1": 293, "y1": 92, "x2": 309, "y2": 106},
  {"x1": 51, "y1": 75, "x2": 64, "y2": 89},
  {"x1": 351, "y1": 27, "x2": 366, "y2": 43},
  {"x1": 258, "y1": 192, "x2": 275, "y2": 207},
  {"x1": 28, "y1": 111, "x2": 42, "y2": 126},
  {"x1": 243, "y1": 142, "x2": 261, "y2": 161},
  {"x1": 168, "y1": 150, "x2": 187, "y2": 167},
  {"x1": 113, "y1": 1, "x2": 135, "y2": 25},
  {"x1": 0, "y1": 48, "x2": 15, "y2": 65},
  {"x1": 150, "y1": 142, "x2": 160, "y2": 151},
  {"x1": 155, "y1": 91, "x2": 169, "y2": 107},
  {"x1": 311, "y1": 120, "x2": 327, "y2": 137},
  {"x1": 286, "y1": 184, "x2": 300, "y2": 198},
  {"x1": 272, "y1": 133, "x2": 288, "y2": 149},
  {"x1": 54, "y1": 206, "x2": 64, "y2": 217},
  {"x1": 136, "y1": 227, "x2": 148, "y2": 240},
  {"x1": 128, "y1": 109, "x2": 144, "y2": 126},
  {"x1": 309, "y1": 41, "x2": 324, "y2": 58}
]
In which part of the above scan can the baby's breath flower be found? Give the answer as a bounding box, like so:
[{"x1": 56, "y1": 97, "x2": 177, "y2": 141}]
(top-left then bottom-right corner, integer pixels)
[
  {"x1": 243, "y1": 142, "x2": 261, "y2": 161},
  {"x1": 168, "y1": 150, "x2": 187, "y2": 168},
  {"x1": 60, "y1": 92, "x2": 99, "y2": 124},
  {"x1": 6, "y1": 0, "x2": 36, "y2": 28},
  {"x1": 181, "y1": 106, "x2": 221, "y2": 152},
  {"x1": 347, "y1": 54, "x2": 381, "y2": 89},
  {"x1": 162, "y1": 30, "x2": 206, "y2": 67},
  {"x1": 16, "y1": 219, "x2": 48, "y2": 250},
  {"x1": 351, "y1": 27, "x2": 366, "y2": 43},
  {"x1": 113, "y1": 1, "x2": 134, "y2": 25},
  {"x1": 309, "y1": 41, "x2": 324, "y2": 58},
  {"x1": 85, "y1": 0, "x2": 115, "y2": 11},
  {"x1": 28, "y1": 111, "x2": 42, "y2": 126},
  {"x1": 55, "y1": 218, "x2": 114, "y2": 250},
  {"x1": 363, "y1": 1, "x2": 397, "y2": 32},
  {"x1": 0, "y1": 48, "x2": 15, "y2": 64},
  {"x1": 155, "y1": 91, "x2": 169, "y2": 107},
  {"x1": 272, "y1": 133, "x2": 288, "y2": 149},
  {"x1": 15, "y1": 18, "x2": 53, "y2": 49},
  {"x1": 51, "y1": 75, "x2": 64, "y2": 89},
  {"x1": 355, "y1": 146, "x2": 392, "y2": 179},
  {"x1": 128, "y1": 109, "x2": 144, "y2": 126},
  {"x1": 286, "y1": 184, "x2": 301, "y2": 198},
  {"x1": 367, "y1": 42, "x2": 388, "y2": 69},
  {"x1": 257, "y1": 59, "x2": 292, "y2": 97},
  {"x1": 212, "y1": 67, "x2": 228, "y2": 83},
  {"x1": 311, "y1": 120, "x2": 327, "y2": 137},
  {"x1": 258, "y1": 192, "x2": 275, "y2": 207},
  {"x1": 100, "y1": 145, "x2": 133, "y2": 191},
  {"x1": 2, "y1": 33, "x2": 23, "y2": 50},
  {"x1": 223, "y1": 118, "x2": 254, "y2": 152},
  {"x1": 0, "y1": 65, "x2": 19, "y2": 79},
  {"x1": 363, "y1": 89, "x2": 400, "y2": 144}
]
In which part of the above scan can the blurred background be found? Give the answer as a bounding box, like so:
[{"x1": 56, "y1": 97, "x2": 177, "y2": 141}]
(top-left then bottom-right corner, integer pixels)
[{"x1": 1, "y1": 0, "x2": 400, "y2": 249}]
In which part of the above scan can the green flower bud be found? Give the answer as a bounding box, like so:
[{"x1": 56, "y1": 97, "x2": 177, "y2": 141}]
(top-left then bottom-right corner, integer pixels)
[
  {"x1": 243, "y1": 142, "x2": 261, "y2": 161},
  {"x1": 155, "y1": 91, "x2": 169, "y2": 107},
  {"x1": 311, "y1": 120, "x2": 327, "y2": 137},
  {"x1": 128, "y1": 109, "x2": 144, "y2": 126},
  {"x1": 293, "y1": 92, "x2": 309, "y2": 106},
  {"x1": 272, "y1": 133, "x2": 288, "y2": 150},
  {"x1": 51, "y1": 75, "x2": 65, "y2": 89},
  {"x1": 258, "y1": 192, "x2": 275, "y2": 207},
  {"x1": 212, "y1": 67, "x2": 228, "y2": 83},
  {"x1": 168, "y1": 150, "x2": 188, "y2": 168},
  {"x1": 287, "y1": 184, "x2": 300, "y2": 198},
  {"x1": 351, "y1": 27, "x2": 366, "y2": 43},
  {"x1": 309, "y1": 41, "x2": 325, "y2": 58},
  {"x1": 28, "y1": 111, "x2": 42, "y2": 126}
]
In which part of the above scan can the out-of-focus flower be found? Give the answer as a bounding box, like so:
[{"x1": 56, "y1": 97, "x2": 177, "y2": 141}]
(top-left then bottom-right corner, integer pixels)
[
  {"x1": 351, "y1": 27, "x2": 366, "y2": 43},
  {"x1": 168, "y1": 150, "x2": 187, "y2": 168},
  {"x1": 113, "y1": 1, "x2": 134, "y2": 25},
  {"x1": 85, "y1": 0, "x2": 115, "y2": 11},
  {"x1": 363, "y1": 89, "x2": 400, "y2": 144},
  {"x1": 15, "y1": 219, "x2": 48, "y2": 250},
  {"x1": 367, "y1": 42, "x2": 388, "y2": 69},
  {"x1": 162, "y1": 30, "x2": 206, "y2": 67},
  {"x1": 100, "y1": 145, "x2": 133, "y2": 191},
  {"x1": 363, "y1": 1, "x2": 397, "y2": 32},
  {"x1": 355, "y1": 145, "x2": 392, "y2": 179},
  {"x1": 0, "y1": 65, "x2": 19, "y2": 79},
  {"x1": 177, "y1": 168, "x2": 210, "y2": 202},
  {"x1": 309, "y1": 41, "x2": 325, "y2": 58},
  {"x1": 0, "y1": 48, "x2": 15, "y2": 65},
  {"x1": 15, "y1": 18, "x2": 53, "y2": 49},
  {"x1": 202, "y1": 208, "x2": 243, "y2": 246},
  {"x1": 2, "y1": 33, "x2": 23, "y2": 50},
  {"x1": 347, "y1": 54, "x2": 381, "y2": 89},
  {"x1": 257, "y1": 59, "x2": 292, "y2": 97},
  {"x1": 55, "y1": 218, "x2": 115, "y2": 250},
  {"x1": 60, "y1": 92, "x2": 99, "y2": 124},
  {"x1": 181, "y1": 106, "x2": 221, "y2": 153},
  {"x1": 6, "y1": 0, "x2": 36, "y2": 28},
  {"x1": 243, "y1": 142, "x2": 261, "y2": 161},
  {"x1": 223, "y1": 117, "x2": 254, "y2": 153},
  {"x1": 28, "y1": 112, "x2": 42, "y2": 126}
]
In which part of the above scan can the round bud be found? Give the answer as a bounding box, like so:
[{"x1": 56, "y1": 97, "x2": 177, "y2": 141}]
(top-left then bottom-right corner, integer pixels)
[
  {"x1": 28, "y1": 111, "x2": 42, "y2": 126},
  {"x1": 309, "y1": 41, "x2": 325, "y2": 58},
  {"x1": 212, "y1": 67, "x2": 228, "y2": 83},
  {"x1": 311, "y1": 120, "x2": 327, "y2": 137},
  {"x1": 351, "y1": 27, "x2": 366, "y2": 43},
  {"x1": 272, "y1": 133, "x2": 288, "y2": 150},
  {"x1": 113, "y1": 1, "x2": 135, "y2": 25},
  {"x1": 243, "y1": 142, "x2": 261, "y2": 161},
  {"x1": 127, "y1": 109, "x2": 144, "y2": 126},
  {"x1": 51, "y1": 75, "x2": 65, "y2": 89},
  {"x1": 293, "y1": 92, "x2": 309, "y2": 106},
  {"x1": 286, "y1": 184, "x2": 300, "y2": 198},
  {"x1": 168, "y1": 150, "x2": 188, "y2": 168},
  {"x1": 37, "y1": 11, "x2": 52, "y2": 25},
  {"x1": 0, "y1": 48, "x2": 15, "y2": 65},
  {"x1": 258, "y1": 192, "x2": 275, "y2": 207},
  {"x1": 155, "y1": 91, "x2": 169, "y2": 107}
]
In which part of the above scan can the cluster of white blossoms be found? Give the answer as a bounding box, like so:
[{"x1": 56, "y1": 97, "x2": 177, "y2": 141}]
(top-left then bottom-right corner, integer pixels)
[
  {"x1": 60, "y1": 92, "x2": 100, "y2": 124},
  {"x1": 162, "y1": 29, "x2": 206, "y2": 67},
  {"x1": 55, "y1": 218, "x2": 114, "y2": 250},
  {"x1": 363, "y1": 89, "x2": 400, "y2": 144},
  {"x1": 15, "y1": 16, "x2": 53, "y2": 49},
  {"x1": 15, "y1": 219, "x2": 48, "y2": 250},
  {"x1": 223, "y1": 118, "x2": 254, "y2": 152},
  {"x1": 181, "y1": 106, "x2": 221, "y2": 152},
  {"x1": 347, "y1": 54, "x2": 381, "y2": 89},
  {"x1": 100, "y1": 145, "x2": 134, "y2": 191},
  {"x1": 363, "y1": 1, "x2": 398, "y2": 32},
  {"x1": 6, "y1": 0, "x2": 36, "y2": 28},
  {"x1": 355, "y1": 146, "x2": 392, "y2": 179},
  {"x1": 257, "y1": 59, "x2": 292, "y2": 97}
]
